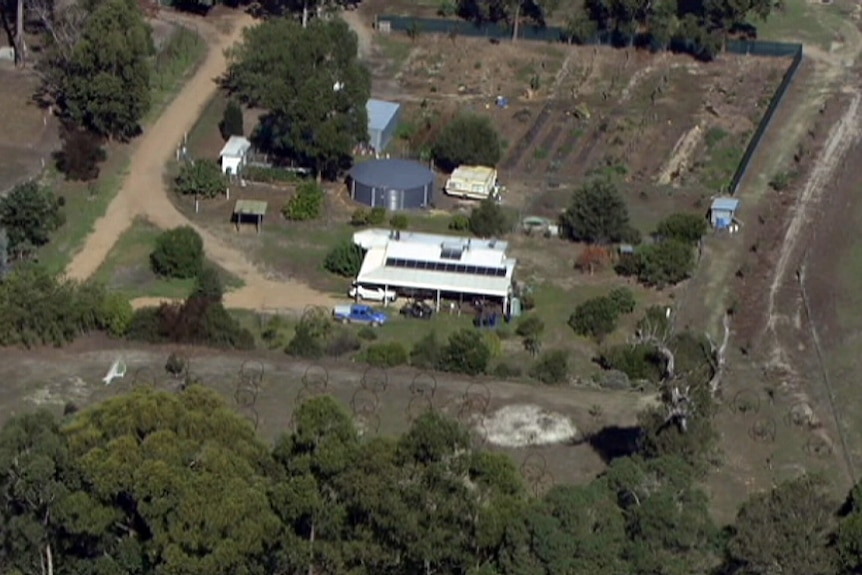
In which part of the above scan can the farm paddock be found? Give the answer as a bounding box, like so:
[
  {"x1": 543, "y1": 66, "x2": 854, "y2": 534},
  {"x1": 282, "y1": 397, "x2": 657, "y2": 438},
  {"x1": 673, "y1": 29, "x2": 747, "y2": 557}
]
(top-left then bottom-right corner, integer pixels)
[{"x1": 379, "y1": 33, "x2": 786, "y2": 226}]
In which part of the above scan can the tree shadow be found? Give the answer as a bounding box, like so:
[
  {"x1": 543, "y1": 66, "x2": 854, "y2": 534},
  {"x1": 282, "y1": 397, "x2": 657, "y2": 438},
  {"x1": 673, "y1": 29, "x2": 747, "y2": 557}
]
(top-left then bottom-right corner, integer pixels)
[{"x1": 585, "y1": 425, "x2": 642, "y2": 463}]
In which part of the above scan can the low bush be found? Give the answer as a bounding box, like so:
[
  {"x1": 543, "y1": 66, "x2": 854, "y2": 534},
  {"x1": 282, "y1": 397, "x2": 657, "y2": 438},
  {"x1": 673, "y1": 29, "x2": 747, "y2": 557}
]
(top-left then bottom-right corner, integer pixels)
[
  {"x1": 449, "y1": 214, "x2": 470, "y2": 231},
  {"x1": 568, "y1": 296, "x2": 620, "y2": 341},
  {"x1": 493, "y1": 362, "x2": 522, "y2": 379},
  {"x1": 324, "y1": 240, "x2": 364, "y2": 277},
  {"x1": 437, "y1": 329, "x2": 491, "y2": 376},
  {"x1": 357, "y1": 325, "x2": 378, "y2": 341},
  {"x1": 326, "y1": 329, "x2": 361, "y2": 357},
  {"x1": 368, "y1": 207, "x2": 387, "y2": 225},
  {"x1": 351, "y1": 208, "x2": 370, "y2": 227},
  {"x1": 261, "y1": 316, "x2": 290, "y2": 350},
  {"x1": 174, "y1": 159, "x2": 225, "y2": 199},
  {"x1": 608, "y1": 287, "x2": 636, "y2": 314},
  {"x1": 389, "y1": 214, "x2": 409, "y2": 230},
  {"x1": 655, "y1": 212, "x2": 707, "y2": 245},
  {"x1": 410, "y1": 331, "x2": 442, "y2": 369},
  {"x1": 364, "y1": 342, "x2": 409, "y2": 367},
  {"x1": 0, "y1": 265, "x2": 130, "y2": 347},
  {"x1": 515, "y1": 315, "x2": 545, "y2": 338},
  {"x1": 282, "y1": 181, "x2": 324, "y2": 221},
  {"x1": 469, "y1": 199, "x2": 511, "y2": 238},
  {"x1": 595, "y1": 344, "x2": 665, "y2": 383},
  {"x1": 285, "y1": 308, "x2": 332, "y2": 359},
  {"x1": 529, "y1": 350, "x2": 569, "y2": 385},
  {"x1": 150, "y1": 226, "x2": 204, "y2": 279}
]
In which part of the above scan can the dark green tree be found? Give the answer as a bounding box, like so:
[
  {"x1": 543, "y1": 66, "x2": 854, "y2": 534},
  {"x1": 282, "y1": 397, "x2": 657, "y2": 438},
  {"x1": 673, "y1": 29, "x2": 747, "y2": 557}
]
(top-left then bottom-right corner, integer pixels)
[
  {"x1": 457, "y1": 0, "x2": 560, "y2": 41},
  {"x1": 174, "y1": 159, "x2": 226, "y2": 199},
  {"x1": 219, "y1": 99, "x2": 245, "y2": 140},
  {"x1": 438, "y1": 329, "x2": 491, "y2": 375},
  {"x1": 225, "y1": 19, "x2": 371, "y2": 180},
  {"x1": 57, "y1": 0, "x2": 153, "y2": 140},
  {"x1": 432, "y1": 114, "x2": 502, "y2": 172},
  {"x1": 323, "y1": 240, "x2": 363, "y2": 277},
  {"x1": 0, "y1": 411, "x2": 71, "y2": 575},
  {"x1": 0, "y1": 181, "x2": 65, "y2": 258},
  {"x1": 192, "y1": 266, "x2": 224, "y2": 302},
  {"x1": 411, "y1": 330, "x2": 443, "y2": 368},
  {"x1": 568, "y1": 296, "x2": 620, "y2": 340},
  {"x1": 655, "y1": 212, "x2": 707, "y2": 244},
  {"x1": 727, "y1": 475, "x2": 836, "y2": 575},
  {"x1": 53, "y1": 122, "x2": 107, "y2": 181},
  {"x1": 469, "y1": 199, "x2": 511, "y2": 237},
  {"x1": 561, "y1": 178, "x2": 630, "y2": 244},
  {"x1": 61, "y1": 386, "x2": 281, "y2": 575},
  {"x1": 150, "y1": 226, "x2": 204, "y2": 279},
  {"x1": 635, "y1": 239, "x2": 695, "y2": 287}
]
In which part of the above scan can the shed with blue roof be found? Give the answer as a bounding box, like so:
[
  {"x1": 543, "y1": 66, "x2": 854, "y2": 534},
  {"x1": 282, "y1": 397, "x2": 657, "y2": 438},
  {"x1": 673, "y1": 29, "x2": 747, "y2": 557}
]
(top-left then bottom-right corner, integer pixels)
[
  {"x1": 710, "y1": 197, "x2": 740, "y2": 229},
  {"x1": 366, "y1": 99, "x2": 401, "y2": 153}
]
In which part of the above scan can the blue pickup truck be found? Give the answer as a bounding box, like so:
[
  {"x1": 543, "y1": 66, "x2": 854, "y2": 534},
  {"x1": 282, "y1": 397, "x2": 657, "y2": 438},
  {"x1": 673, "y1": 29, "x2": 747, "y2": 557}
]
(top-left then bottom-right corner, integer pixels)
[{"x1": 332, "y1": 304, "x2": 389, "y2": 326}]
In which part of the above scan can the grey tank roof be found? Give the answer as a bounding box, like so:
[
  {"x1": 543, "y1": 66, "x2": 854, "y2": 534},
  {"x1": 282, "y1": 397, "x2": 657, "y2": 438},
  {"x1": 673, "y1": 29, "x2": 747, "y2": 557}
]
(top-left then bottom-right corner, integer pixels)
[{"x1": 349, "y1": 159, "x2": 435, "y2": 190}]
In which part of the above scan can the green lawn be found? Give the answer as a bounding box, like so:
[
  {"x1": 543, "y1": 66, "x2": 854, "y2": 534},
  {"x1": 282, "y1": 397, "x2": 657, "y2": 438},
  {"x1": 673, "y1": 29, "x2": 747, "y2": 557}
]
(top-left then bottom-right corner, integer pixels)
[
  {"x1": 93, "y1": 218, "x2": 243, "y2": 299},
  {"x1": 37, "y1": 26, "x2": 207, "y2": 274}
]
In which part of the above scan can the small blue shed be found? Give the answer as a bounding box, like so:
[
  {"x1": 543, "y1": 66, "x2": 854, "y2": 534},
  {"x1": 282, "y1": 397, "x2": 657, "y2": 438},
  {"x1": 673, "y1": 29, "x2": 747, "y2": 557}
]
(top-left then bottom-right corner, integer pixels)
[
  {"x1": 366, "y1": 99, "x2": 401, "y2": 153},
  {"x1": 710, "y1": 197, "x2": 740, "y2": 229}
]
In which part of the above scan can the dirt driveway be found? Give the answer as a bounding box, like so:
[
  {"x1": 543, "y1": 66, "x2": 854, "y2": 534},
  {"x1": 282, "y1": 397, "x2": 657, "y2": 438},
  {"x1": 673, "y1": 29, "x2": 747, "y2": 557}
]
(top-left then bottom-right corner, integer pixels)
[{"x1": 64, "y1": 9, "x2": 336, "y2": 312}]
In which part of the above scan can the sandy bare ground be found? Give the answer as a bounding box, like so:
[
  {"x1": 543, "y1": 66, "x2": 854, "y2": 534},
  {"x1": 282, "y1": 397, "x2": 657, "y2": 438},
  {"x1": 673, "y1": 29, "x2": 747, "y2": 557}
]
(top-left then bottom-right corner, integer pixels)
[{"x1": 64, "y1": 10, "x2": 337, "y2": 312}]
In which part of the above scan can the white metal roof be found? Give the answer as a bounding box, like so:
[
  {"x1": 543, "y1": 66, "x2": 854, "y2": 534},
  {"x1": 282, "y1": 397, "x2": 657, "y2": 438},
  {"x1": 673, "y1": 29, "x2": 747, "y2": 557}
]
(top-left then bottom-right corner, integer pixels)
[
  {"x1": 353, "y1": 228, "x2": 508, "y2": 253},
  {"x1": 356, "y1": 248, "x2": 515, "y2": 297},
  {"x1": 219, "y1": 136, "x2": 252, "y2": 158},
  {"x1": 355, "y1": 231, "x2": 516, "y2": 297}
]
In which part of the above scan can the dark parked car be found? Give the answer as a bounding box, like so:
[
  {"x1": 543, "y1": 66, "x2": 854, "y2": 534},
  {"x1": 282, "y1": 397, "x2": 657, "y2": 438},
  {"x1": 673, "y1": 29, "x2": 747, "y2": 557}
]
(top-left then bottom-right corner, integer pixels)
[{"x1": 400, "y1": 300, "x2": 434, "y2": 319}]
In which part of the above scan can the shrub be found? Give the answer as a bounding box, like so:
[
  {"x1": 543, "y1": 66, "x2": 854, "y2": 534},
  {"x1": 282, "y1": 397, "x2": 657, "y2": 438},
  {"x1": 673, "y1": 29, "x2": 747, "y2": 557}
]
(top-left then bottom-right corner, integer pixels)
[
  {"x1": 357, "y1": 325, "x2": 378, "y2": 341},
  {"x1": 326, "y1": 329, "x2": 361, "y2": 357},
  {"x1": 516, "y1": 315, "x2": 545, "y2": 338},
  {"x1": 324, "y1": 240, "x2": 364, "y2": 277},
  {"x1": 192, "y1": 266, "x2": 224, "y2": 302},
  {"x1": 608, "y1": 287, "x2": 636, "y2": 314},
  {"x1": 568, "y1": 296, "x2": 620, "y2": 341},
  {"x1": 351, "y1": 208, "x2": 370, "y2": 227},
  {"x1": 364, "y1": 342, "x2": 408, "y2": 367},
  {"x1": 449, "y1": 214, "x2": 470, "y2": 231},
  {"x1": 469, "y1": 199, "x2": 511, "y2": 238},
  {"x1": 165, "y1": 352, "x2": 188, "y2": 376},
  {"x1": 493, "y1": 362, "x2": 522, "y2": 378},
  {"x1": 282, "y1": 181, "x2": 324, "y2": 221},
  {"x1": 285, "y1": 308, "x2": 332, "y2": 359},
  {"x1": 636, "y1": 239, "x2": 695, "y2": 287},
  {"x1": 261, "y1": 316, "x2": 290, "y2": 350},
  {"x1": 411, "y1": 331, "x2": 442, "y2": 369},
  {"x1": 437, "y1": 329, "x2": 491, "y2": 376},
  {"x1": 596, "y1": 344, "x2": 665, "y2": 384},
  {"x1": 0, "y1": 182, "x2": 65, "y2": 257},
  {"x1": 655, "y1": 212, "x2": 707, "y2": 244},
  {"x1": 529, "y1": 350, "x2": 569, "y2": 384},
  {"x1": 368, "y1": 207, "x2": 387, "y2": 225},
  {"x1": 100, "y1": 292, "x2": 133, "y2": 337},
  {"x1": 432, "y1": 114, "x2": 502, "y2": 172},
  {"x1": 560, "y1": 178, "x2": 630, "y2": 244},
  {"x1": 130, "y1": 296, "x2": 254, "y2": 349},
  {"x1": 389, "y1": 214, "x2": 409, "y2": 230},
  {"x1": 54, "y1": 123, "x2": 107, "y2": 181},
  {"x1": 219, "y1": 99, "x2": 244, "y2": 140},
  {"x1": 483, "y1": 331, "x2": 502, "y2": 358},
  {"x1": 614, "y1": 254, "x2": 640, "y2": 278},
  {"x1": 174, "y1": 159, "x2": 225, "y2": 199},
  {"x1": 637, "y1": 306, "x2": 671, "y2": 339},
  {"x1": 150, "y1": 226, "x2": 204, "y2": 279},
  {"x1": 575, "y1": 245, "x2": 611, "y2": 275}
]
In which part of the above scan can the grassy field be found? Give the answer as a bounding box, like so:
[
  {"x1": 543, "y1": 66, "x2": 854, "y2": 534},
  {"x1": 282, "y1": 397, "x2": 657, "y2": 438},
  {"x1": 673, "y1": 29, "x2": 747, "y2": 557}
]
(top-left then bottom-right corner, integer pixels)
[
  {"x1": 92, "y1": 217, "x2": 243, "y2": 299},
  {"x1": 37, "y1": 26, "x2": 207, "y2": 275},
  {"x1": 755, "y1": 0, "x2": 853, "y2": 48}
]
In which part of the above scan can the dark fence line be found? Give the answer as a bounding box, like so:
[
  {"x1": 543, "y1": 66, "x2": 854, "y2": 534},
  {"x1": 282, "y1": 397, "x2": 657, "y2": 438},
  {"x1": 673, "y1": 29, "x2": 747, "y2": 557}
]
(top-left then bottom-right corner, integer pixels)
[
  {"x1": 727, "y1": 43, "x2": 803, "y2": 194},
  {"x1": 378, "y1": 15, "x2": 804, "y2": 196}
]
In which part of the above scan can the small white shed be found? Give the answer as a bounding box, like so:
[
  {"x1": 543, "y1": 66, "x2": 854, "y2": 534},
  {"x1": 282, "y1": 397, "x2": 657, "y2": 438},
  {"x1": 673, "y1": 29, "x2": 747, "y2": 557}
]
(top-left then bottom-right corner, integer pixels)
[{"x1": 219, "y1": 136, "x2": 252, "y2": 175}]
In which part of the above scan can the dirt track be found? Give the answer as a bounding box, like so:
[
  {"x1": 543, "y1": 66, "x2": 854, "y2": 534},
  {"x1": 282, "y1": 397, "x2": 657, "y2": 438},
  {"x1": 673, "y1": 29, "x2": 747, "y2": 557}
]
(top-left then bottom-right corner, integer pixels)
[{"x1": 64, "y1": 10, "x2": 336, "y2": 312}]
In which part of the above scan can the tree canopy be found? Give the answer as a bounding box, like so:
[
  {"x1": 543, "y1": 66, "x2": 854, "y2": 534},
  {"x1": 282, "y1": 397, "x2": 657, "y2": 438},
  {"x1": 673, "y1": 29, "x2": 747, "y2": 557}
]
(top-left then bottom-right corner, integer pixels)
[
  {"x1": 561, "y1": 178, "x2": 631, "y2": 244},
  {"x1": 432, "y1": 114, "x2": 503, "y2": 172},
  {"x1": 55, "y1": 0, "x2": 153, "y2": 140},
  {"x1": 0, "y1": 181, "x2": 65, "y2": 259},
  {"x1": 224, "y1": 18, "x2": 371, "y2": 180}
]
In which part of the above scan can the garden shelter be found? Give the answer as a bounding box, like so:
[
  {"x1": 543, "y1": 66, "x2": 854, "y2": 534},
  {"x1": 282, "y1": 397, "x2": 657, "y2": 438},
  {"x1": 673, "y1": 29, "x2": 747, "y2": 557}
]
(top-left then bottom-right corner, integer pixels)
[{"x1": 233, "y1": 200, "x2": 267, "y2": 233}]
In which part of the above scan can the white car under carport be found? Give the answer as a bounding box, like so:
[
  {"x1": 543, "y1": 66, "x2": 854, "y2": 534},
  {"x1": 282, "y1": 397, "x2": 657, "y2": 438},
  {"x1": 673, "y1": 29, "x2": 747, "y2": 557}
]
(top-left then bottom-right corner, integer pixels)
[{"x1": 348, "y1": 283, "x2": 398, "y2": 303}]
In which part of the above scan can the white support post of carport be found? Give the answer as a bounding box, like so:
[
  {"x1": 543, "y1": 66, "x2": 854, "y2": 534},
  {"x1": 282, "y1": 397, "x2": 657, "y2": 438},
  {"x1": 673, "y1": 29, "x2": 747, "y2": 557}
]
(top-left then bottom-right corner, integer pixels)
[
  {"x1": 436, "y1": 290, "x2": 441, "y2": 312},
  {"x1": 384, "y1": 284, "x2": 389, "y2": 307}
]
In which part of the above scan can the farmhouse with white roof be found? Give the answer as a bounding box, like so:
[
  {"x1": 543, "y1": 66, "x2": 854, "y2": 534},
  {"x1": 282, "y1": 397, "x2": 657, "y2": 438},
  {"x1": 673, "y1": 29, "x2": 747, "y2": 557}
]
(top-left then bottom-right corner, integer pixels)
[{"x1": 352, "y1": 228, "x2": 516, "y2": 311}]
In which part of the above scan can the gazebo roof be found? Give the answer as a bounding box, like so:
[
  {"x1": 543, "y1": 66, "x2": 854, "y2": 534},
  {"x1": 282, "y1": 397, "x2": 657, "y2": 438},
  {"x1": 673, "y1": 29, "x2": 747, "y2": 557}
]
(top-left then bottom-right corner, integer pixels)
[{"x1": 233, "y1": 199, "x2": 267, "y2": 217}]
